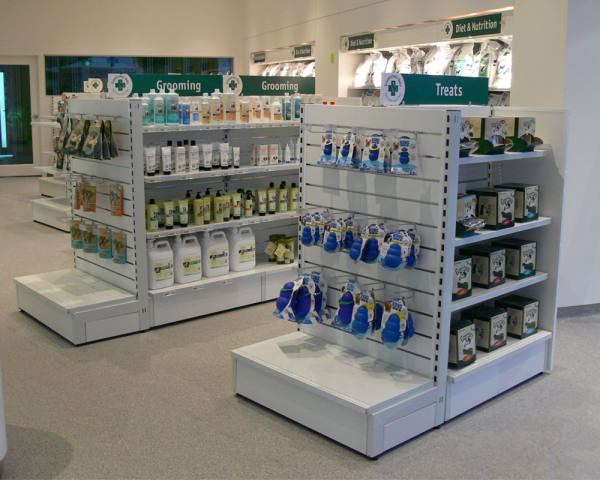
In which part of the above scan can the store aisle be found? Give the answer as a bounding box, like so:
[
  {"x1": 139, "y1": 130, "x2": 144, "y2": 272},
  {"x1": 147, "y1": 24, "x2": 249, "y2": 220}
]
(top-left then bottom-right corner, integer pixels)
[{"x1": 0, "y1": 177, "x2": 599, "y2": 479}]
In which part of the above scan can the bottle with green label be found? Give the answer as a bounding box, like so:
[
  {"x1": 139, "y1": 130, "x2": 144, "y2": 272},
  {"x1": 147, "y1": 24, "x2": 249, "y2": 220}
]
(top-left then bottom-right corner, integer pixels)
[
  {"x1": 278, "y1": 181, "x2": 288, "y2": 212},
  {"x1": 146, "y1": 199, "x2": 159, "y2": 232},
  {"x1": 164, "y1": 200, "x2": 174, "y2": 230},
  {"x1": 268, "y1": 182, "x2": 277, "y2": 215},
  {"x1": 244, "y1": 190, "x2": 254, "y2": 218},
  {"x1": 203, "y1": 188, "x2": 212, "y2": 224},
  {"x1": 193, "y1": 192, "x2": 203, "y2": 225},
  {"x1": 257, "y1": 188, "x2": 267, "y2": 216}
]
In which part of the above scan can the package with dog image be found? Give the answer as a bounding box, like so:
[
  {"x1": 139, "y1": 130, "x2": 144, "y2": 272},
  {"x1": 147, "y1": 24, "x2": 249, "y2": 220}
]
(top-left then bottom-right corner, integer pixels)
[
  {"x1": 495, "y1": 183, "x2": 539, "y2": 222},
  {"x1": 471, "y1": 117, "x2": 511, "y2": 155},
  {"x1": 459, "y1": 245, "x2": 505, "y2": 289},
  {"x1": 462, "y1": 306, "x2": 508, "y2": 353},
  {"x1": 467, "y1": 187, "x2": 515, "y2": 230},
  {"x1": 492, "y1": 238, "x2": 537, "y2": 280},
  {"x1": 449, "y1": 319, "x2": 476, "y2": 368},
  {"x1": 504, "y1": 117, "x2": 543, "y2": 152},
  {"x1": 495, "y1": 295, "x2": 539, "y2": 339},
  {"x1": 453, "y1": 255, "x2": 472, "y2": 301}
]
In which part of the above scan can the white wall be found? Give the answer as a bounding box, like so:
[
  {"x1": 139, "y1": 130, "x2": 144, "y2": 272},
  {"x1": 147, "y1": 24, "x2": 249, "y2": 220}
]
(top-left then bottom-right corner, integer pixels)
[{"x1": 558, "y1": 0, "x2": 600, "y2": 307}]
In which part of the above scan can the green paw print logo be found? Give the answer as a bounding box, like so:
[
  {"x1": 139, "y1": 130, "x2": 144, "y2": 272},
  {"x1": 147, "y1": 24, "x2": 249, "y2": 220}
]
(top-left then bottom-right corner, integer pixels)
[
  {"x1": 91, "y1": 80, "x2": 101, "y2": 90},
  {"x1": 228, "y1": 79, "x2": 238, "y2": 91},
  {"x1": 383, "y1": 73, "x2": 405, "y2": 104},
  {"x1": 388, "y1": 80, "x2": 399, "y2": 96},
  {"x1": 443, "y1": 21, "x2": 453, "y2": 39},
  {"x1": 115, "y1": 79, "x2": 127, "y2": 92}
]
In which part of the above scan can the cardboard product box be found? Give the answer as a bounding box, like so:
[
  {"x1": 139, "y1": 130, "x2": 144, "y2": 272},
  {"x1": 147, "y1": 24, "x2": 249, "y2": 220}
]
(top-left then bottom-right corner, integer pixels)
[
  {"x1": 505, "y1": 117, "x2": 543, "y2": 152},
  {"x1": 459, "y1": 118, "x2": 480, "y2": 158},
  {"x1": 453, "y1": 255, "x2": 472, "y2": 301},
  {"x1": 459, "y1": 245, "x2": 506, "y2": 289},
  {"x1": 462, "y1": 305, "x2": 508, "y2": 353},
  {"x1": 470, "y1": 117, "x2": 510, "y2": 155},
  {"x1": 495, "y1": 183, "x2": 539, "y2": 222},
  {"x1": 456, "y1": 193, "x2": 478, "y2": 237},
  {"x1": 492, "y1": 238, "x2": 537, "y2": 280},
  {"x1": 495, "y1": 295, "x2": 539, "y2": 339},
  {"x1": 449, "y1": 318, "x2": 476, "y2": 368},
  {"x1": 467, "y1": 187, "x2": 515, "y2": 230}
]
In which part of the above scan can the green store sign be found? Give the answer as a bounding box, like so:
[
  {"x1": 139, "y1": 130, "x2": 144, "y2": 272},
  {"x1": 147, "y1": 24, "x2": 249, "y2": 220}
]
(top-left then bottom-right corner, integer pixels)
[
  {"x1": 293, "y1": 45, "x2": 313, "y2": 58},
  {"x1": 252, "y1": 52, "x2": 266, "y2": 63},
  {"x1": 108, "y1": 74, "x2": 315, "y2": 97},
  {"x1": 442, "y1": 13, "x2": 502, "y2": 39},
  {"x1": 381, "y1": 73, "x2": 488, "y2": 106},
  {"x1": 342, "y1": 33, "x2": 375, "y2": 52}
]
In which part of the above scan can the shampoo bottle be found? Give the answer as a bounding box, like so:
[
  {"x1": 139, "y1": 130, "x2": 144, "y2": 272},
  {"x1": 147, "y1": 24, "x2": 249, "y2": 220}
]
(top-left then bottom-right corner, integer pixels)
[
  {"x1": 147, "y1": 89, "x2": 157, "y2": 124},
  {"x1": 292, "y1": 91, "x2": 302, "y2": 121},
  {"x1": 161, "y1": 142, "x2": 172, "y2": 175},
  {"x1": 179, "y1": 197, "x2": 189, "y2": 227},
  {"x1": 142, "y1": 94, "x2": 150, "y2": 126},
  {"x1": 166, "y1": 88, "x2": 180, "y2": 125},
  {"x1": 145, "y1": 147, "x2": 156, "y2": 176},
  {"x1": 201, "y1": 93, "x2": 211, "y2": 124},
  {"x1": 189, "y1": 140, "x2": 200, "y2": 172},
  {"x1": 222, "y1": 191, "x2": 230, "y2": 222},
  {"x1": 283, "y1": 93, "x2": 292, "y2": 121},
  {"x1": 202, "y1": 143, "x2": 212, "y2": 170},
  {"x1": 185, "y1": 190, "x2": 194, "y2": 219},
  {"x1": 253, "y1": 96, "x2": 262, "y2": 123},
  {"x1": 232, "y1": 190, "x2": 242, "y2": 220},
  {"x1": 224, "y1": 89, "x2": 236, "y2": 124},
  {"x1": 240, "y1": 96, "x2": 250, "y2": 123},
  {"x1": 146, "y1": 199, "x2": 159, "y2": 231},
  {"x1": 175, "y1": 141, "x2": 186, "y2": 174},
  {"x1": 203, "y1": 188, "x2": 212, "y2": 224},
  {"x1": 193, "y1": 192, "x2": 204, "y2": 225},
  {"x1": 153, "y1": 89, "x2": 165, "y2": 126},
  {"x1": 183, "y1": 139, "x2": 190, "y2": 171},
  {"x1": 268, "y1": 182, "x2": 277, "y2": 215},
  {"x1": 289, "y1": 182, "x2": 299, "y2": 211},
  {"x1": 164, "y1": 200, "x2": 174, "y2": 230},
  {"x1": 214, "y1": 190, "x2": 224, "y2": 223},
  {"x1": 232, "y1": 147, "x2": 240, "y2": 168},
  {"x1": 244, "y1": 190, "x2": 254, "y2": 218},
  {"x1": 284, "y1": 144, "x2": 291, "y2": 164},
  {"x1": 220, "y1": 143, "x2": 230, "y2": 170},
  {"x1": 272, "y1": 97, "x2": 282, "y2": 121},
  {"x1": 211, "y1": 90, "x2": 222, "y2": 124},
  {"x1": 262, "y1": 96, "x2": 271, "y2": 122},
  {"x1": 278, "y1": 181, "x2": 288, "y2": 212},
  {"x1": 295, "y1": 137, "x2": 300, "y2": 163},
  {"x1": 192, "y1": 99, "x2": 200, "y2": 124},
  {"x1": 181, "y1": 97, "x2": 191, "y2": 125},
  {"x1": 257, "y1": 188, "x2": 267, "y2": 216}
]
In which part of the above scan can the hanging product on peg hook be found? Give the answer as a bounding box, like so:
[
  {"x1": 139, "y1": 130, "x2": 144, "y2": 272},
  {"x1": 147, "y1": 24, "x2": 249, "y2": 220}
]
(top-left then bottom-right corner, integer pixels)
[
  {"x1": 380, "y1": 295, "x2": 415, "y2": 349},
  {"x1": 273, "y1": 273, "x2": 324, "y2": 325},
  {"x1": 300, "y1": 209, "x2": 328, "y2": 246},
  {"x1": 316, "y1": 130, "x2": 338, "y2": 165},
  {"x1": 349, "y1": 222, "x2": 388, "y2": 264}
]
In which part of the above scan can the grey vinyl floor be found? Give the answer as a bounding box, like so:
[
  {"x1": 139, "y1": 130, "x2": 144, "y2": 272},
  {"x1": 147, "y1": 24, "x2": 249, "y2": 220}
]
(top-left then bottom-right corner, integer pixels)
[{"x1": 0, "y1": 177, "x2": 599, "y2": 479}]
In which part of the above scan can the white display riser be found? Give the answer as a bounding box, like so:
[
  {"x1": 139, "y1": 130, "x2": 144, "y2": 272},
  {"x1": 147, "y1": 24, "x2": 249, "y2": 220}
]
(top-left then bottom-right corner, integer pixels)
[
  {"x1": 30, "y1": 197, "x2": 71, "y2": 232},
  {"x1": 149, "y1": 261, "x2": 297, "y2": 327},
  {"x1": 445, "y1": 331, "x2": 552, "y2": 420},
  {"x1": 14, "y1": 269, "x2": 140, "y2": 345},
  {"x1": 38, "y1": 176, "x2": 66, "y2": 198},
  {"x1": 232, "y1": 332, "x2": 437, "y2": 458}
]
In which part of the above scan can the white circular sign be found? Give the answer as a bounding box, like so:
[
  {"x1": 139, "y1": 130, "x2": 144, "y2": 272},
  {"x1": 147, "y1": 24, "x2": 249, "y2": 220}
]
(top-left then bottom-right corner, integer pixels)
[{"x1": 382, "y1": 74, "x2": 406, "y2": 106}]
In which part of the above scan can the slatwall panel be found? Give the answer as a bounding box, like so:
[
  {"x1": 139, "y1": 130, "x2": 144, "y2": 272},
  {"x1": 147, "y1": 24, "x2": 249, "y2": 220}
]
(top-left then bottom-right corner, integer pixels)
[{"x1": 298, "y1": 105, "x2": 450, "y2": 380}]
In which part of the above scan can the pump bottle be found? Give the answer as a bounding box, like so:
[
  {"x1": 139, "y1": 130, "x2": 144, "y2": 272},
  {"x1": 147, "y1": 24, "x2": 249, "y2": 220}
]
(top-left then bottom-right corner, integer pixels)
[
  {"x1": 141, "y1": 94, "x2": 150, "y2": 126},
  {"x1": 214, "y1": 190, "x2": 224, "y2": 223},
  {"x1": 267, "y1": 182, "x2": 277, "y2": 215},
  {"x1": 153, "y1": 89, "x2": 165, "y2": 126},
  {"x1": 193, "y1": 192, "x2": 204, "y2": 225},
  {"x1": 283, "y1": 93, "x2": 292, "y2": 121},
  {"x1": 202, "y1": 93, "x2": 211, "y2": 124},
  {"x1": 203, "y1": 188, "x2": 212, "y2": 224},
  {"x1": 166, "y1": 88, "x2": 179, "y2": 125},
  {"x1": 211, "y1": 90, "x2": 222, "y2": 124}
]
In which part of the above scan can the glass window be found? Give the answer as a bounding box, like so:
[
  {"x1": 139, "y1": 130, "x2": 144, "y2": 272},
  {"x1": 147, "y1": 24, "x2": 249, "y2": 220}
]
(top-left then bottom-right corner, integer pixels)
[{"x1": 45, "y1": 56, "x2": 234, "y2": 96}]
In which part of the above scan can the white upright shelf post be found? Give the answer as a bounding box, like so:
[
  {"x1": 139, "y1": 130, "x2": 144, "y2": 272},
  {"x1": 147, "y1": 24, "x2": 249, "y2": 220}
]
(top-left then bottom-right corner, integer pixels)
[
  {"x1": 0, "y1": 360, "x2": 6, "y2": 465},
  {"x1": 231, "y1": 104, "x2": 567, "y2": 457}
]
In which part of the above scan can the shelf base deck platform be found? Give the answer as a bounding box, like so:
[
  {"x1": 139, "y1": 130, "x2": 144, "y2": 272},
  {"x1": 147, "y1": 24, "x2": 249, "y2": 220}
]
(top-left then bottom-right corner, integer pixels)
[
  {"x1": 232, "y1": 331, "x2": 438, "y2": 458},
  {"x1": 31, "y1": 197, "x2": 71, "y2": 232},
  {"x1": 445, "y1": 330, "x2": 552, "y2": 420},
  {"x1": 14, "y1": 269, "x2": 140, "y2": 345}
]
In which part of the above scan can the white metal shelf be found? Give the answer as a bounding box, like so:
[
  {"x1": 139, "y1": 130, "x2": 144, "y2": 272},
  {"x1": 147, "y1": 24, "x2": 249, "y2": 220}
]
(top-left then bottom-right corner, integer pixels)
[
  {"x1": 146, "y1": 211, "x2": 298, "y2": 239},
  {"x1": 447, "y1": 330, "x2": 552, "y2": 383},
  {"x1": 33, "y1": 166, "x2": 68, "y2": 177},
  {"x1": 451, "y1": 272, "x2": 548, "y2": 312},
  {"x1": 31, "y1": 121, "x2": 61, "y2": 128},
  {"x1": 143, "y1": 121, "x2": 300, "y2": 134},
  {"x1": 459, "y1": 149, "x2": 546, "y2": 165},
  {"x1": 31, "y1": 197, "x2": 71, "y2": 231},
  {"x1": 454, "y1": 217, "x2": 551, "y2": 247},
  {"x1": 145, "y1": 164, "x2": 300, "y2": 184},
  {"x1": 149, "y1": 259, "x2": 296, "y2": 295}
]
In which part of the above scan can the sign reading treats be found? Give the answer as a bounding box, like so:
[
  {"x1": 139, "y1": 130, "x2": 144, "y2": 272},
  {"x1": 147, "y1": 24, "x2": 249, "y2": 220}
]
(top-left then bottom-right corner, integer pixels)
[
  {"x1": 381, "y1": 73, "x2": 488, "y2": 106},
  {"x1": 107, "y1": 74, "x2": 316, "y2": 98},
  {"x1": 442, "y1": 13, "x2": 502, "y2": 39}
]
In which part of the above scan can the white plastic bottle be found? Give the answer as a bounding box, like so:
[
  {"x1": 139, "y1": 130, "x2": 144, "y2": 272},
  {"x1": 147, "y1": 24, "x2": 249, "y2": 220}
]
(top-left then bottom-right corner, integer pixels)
[
  {"x1": 224, "y1": 89, "x2": 236, "y2": 124},
  {"x1": 295, "y1": 137, "x2": 301, "y2": 163},
  {"x1": 166, "y1": 88, "x2": 180, "y2": 125},
  {"x1": 175, "y1": 141, "x2": 186, "y2": 174},
  {"x1": 228, "y1": 227, "x2": 256, "y2": 272},
  {"x1": 189, "y1": 140, "x2": 200, "y2": 172},
  {"x1": 292, "y1": 91, "x2": 302, "y2": 121},
  {"x1": 284, "y1": 144, "x2": 291, "y2": 163},
  {"x1": 211, "y1": 89, "x2": 222, "y2": 124},
  {"x1": 173, "y1": 235, "x2": 202, "y2": 284},
  {"x1": 180, "y1": 97, "x2": 191, "y2": 125},
  {"x1": 283, "y1": 93, "x2": 292, "y2": 121},
  {"x1": 200, "y1": 231, "x2": 229, "y2": 277},
  {"x1": 201, "y1": 93, "x2": 211, "y2": 124},
  {"x1": 141, "y1": 94, "x2": 150, "y2": 126},
  {"x1": 153, "y1": 89, "x2": 165, "y2": 126},
  {"x1": 272, "y1": 97, "x2": 282, "y2": 121},
  {"x1": 147, "y1": 240, "x2": 174, "y2": 289},
  {"x1": 147, "y1": 89, "x2": 157, "y2": 124},
  {"x1": 191, "y1": 99, "x2": 200, "y2": 124}
]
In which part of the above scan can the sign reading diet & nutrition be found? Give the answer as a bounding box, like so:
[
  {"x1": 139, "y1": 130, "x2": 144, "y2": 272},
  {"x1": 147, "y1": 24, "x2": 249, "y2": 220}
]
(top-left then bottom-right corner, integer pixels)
[
  {"x1": 341, "y1": 33, "x2": 375, "y2": 52},
  {"x1": 442, "y1": 13, "x2": 502, "y2": 39},
  {"x1": 381, "y1": 73, "x2": 488, "y2": 106},
  {"x1": 108, "y1": 74, "x2": 315, "y2": 98},
  {"x1": 252, "y1": 52, "x2": 266, "y2": 63},
  {"x1": 293, "y1": 45, "x2": 313, "y2": 58}
]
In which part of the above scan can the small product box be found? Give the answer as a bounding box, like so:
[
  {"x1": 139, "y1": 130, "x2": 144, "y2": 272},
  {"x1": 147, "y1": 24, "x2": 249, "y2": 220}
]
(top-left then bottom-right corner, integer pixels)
[
  {"x1": 495, "y1": 183, "x2": 539, "y2": 222},
  {"x1": 471, "y1": 117, "x2": 509, "y2": 155},
  {"x1": 449, "y1": 318, "x2": 476, "y2": 368},
  {"x1": 459, "y1": 118, "x2": 480, "y2": 158},
  {"x1": 456, "y1": 193, "x2": 478, "y2": 237},
  {"x1": 492, "y1": 238, "x2": 537, "y2": 280},
  {"x1": 269, "y1": 144, "x2": 279, "y2": 166},
  {"x1": 462, "y1": 305, "x2": 508, "y2": 353},
  {"x1": 495, "y1": 295, "x2": 539, "y2": 339},
  {"x1": 259, "y1": 144, "x2": 269, "y2": 167},
  {"x1": 467, "y1": 187, "x2": 515, "y2": 230},
  {"x1": 459, "y1": 245, "x2": 505, "y2": 289},
  {"x1": 453, "y1": 255, "x2": 472, "y2": 301},
  {"x1": 505, "y1": 117, "x2": 543, "y2": 152}
]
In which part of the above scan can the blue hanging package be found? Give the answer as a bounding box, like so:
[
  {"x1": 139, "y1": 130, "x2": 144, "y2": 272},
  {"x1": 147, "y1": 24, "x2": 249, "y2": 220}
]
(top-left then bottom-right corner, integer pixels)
[
  {"x1": 380, "y1": 298, "x2": 415, "y2": 349},
  {"x1": 379, "y1": 229, "x2": 413, "y2": 271},
  {"x1": 333, "y1": 279, "x2": 360, "y2": 333},
  {"x1": 360, "y1": 134, "x2": 389, "y2": 173},
  {"x1": 316, "y1": 131, "x2": 337, "y2": 165},
  {"x1": 323, "y1": 219, "x2": 346, "y2": 253},
  {"x1": 389, "y1": 135, "x2": 418, "y2": 175},
  {"x1": 335, "y1": 132, "x2": 356, "y2": 168}
]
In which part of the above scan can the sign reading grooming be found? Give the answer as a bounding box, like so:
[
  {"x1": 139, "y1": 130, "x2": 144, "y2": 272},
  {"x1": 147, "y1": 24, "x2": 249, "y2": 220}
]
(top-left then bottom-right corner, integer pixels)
[{"x1": 381, "y1": 73, "x2": 488, "y2": 106}]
